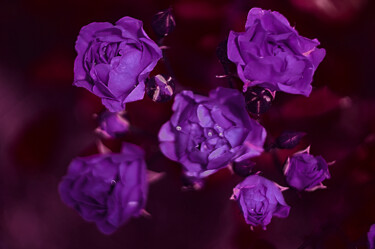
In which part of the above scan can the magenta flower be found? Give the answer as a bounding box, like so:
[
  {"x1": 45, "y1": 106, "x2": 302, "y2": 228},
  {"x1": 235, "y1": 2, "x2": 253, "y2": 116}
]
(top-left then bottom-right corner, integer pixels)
[
  {"x1": 158, "y1": 87, "x2": 266, "y2": 179},
  {"x1": 58, "y1": 143, "x2": 147, "y2": 234},
  {"x1": 284, "y1": 147, "x2": 330, "y2": 191},
  {"x1": 227, "y1": 8, "x2": 325, "y2": 96},
  {"x1": 73, "y1": 16, "x2": 162, "y2": 112},
  {"x1": 231, "y1": 175, "x2": 290, "y2": 229}
]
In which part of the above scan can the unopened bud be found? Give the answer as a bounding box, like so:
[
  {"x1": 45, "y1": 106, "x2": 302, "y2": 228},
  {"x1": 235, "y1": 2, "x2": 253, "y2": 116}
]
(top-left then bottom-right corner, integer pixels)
[
  {"x1": 244, "y1": 86, "x2": 273, "y2": 114},
  {"x1": 145, "y1": 74, "x2": 175, "y2": 103},
  {"x1": 151, "y1": 8, "x2": 176, "y2": 38},
  {"x1": 275, "y1": 131, "x2": 306, "y2": 149}
]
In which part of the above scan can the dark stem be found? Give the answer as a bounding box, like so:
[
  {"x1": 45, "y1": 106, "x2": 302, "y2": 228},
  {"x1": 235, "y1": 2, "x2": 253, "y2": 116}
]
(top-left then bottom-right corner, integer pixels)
[
  {"x1": 129, "y1": 126, "x2": 158, "y2": 143},
  {"x1": 157, "y1": 38, "x2": 176, "y2": 80},
  {"x1": 264, "y1": 142, "x2": 276, "y2": 152},
  {"x1": 156, "y1": 37, "x2": 185, "y2": 94},
  {"x1": 271, "y1": 150, "x2": 286, "y2": 178}
]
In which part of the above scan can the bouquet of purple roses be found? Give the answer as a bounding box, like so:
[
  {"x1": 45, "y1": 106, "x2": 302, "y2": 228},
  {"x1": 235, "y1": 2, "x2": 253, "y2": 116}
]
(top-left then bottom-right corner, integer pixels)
[{"x1": 58, "y1": 7, "x2": 372, "y2": 248}]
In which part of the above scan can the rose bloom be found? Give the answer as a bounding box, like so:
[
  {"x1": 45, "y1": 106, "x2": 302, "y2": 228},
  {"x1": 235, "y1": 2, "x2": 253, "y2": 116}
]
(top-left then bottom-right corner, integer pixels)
[
  {"x1": 227, "y1": 8, "x2": 325, "y2": 96},
  {"x1": 368, "y1": 224, "x2": 375, "y2": 249},
  {"x1": 284, "y1": 147, "x2": 330, "y2": 191},
  {"x1": 73, "y1": 16, "x2": 162, "y2": 112},
  {"x1": 231, "y1": 175, "x2": 290, "y2": 228},
  {"x1": 158, "y1": 87, "x2": 266, "y2": 179},
  {"x1": 96, "y1": 111, "x2": 130, "y2": 138},
  {"x1": 58, "y1": 143, "x2": 147, "y2": 234}
]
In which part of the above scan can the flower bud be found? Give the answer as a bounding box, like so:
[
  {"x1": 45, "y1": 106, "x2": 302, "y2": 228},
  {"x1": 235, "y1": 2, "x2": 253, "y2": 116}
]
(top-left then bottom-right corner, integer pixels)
[
  {"x1": 145, "y1": 74, "x2": 175, "y2": 103},
  {"x1": 284, "y1": 148, "x2": 330, "y2": 191},
  {"x1": 244, "y1": 86, "x2": 273, "y2": 114},
  {"x1": 275, "y1": 131, "x2": 306, "y2": 149},
  {"x1": 151, "y1": 8, "x2": 176, "y2": 38}
]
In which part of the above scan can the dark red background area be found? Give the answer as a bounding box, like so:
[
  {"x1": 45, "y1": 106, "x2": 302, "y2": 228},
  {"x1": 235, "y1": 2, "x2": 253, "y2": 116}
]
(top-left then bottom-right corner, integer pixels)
[{"x1": 0, "y1": 0, "x2": 375, "y2": 248}]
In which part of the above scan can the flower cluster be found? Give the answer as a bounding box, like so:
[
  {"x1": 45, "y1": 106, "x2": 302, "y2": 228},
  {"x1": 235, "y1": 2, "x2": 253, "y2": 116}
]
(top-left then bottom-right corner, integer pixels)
[
  {"x1": 59, "y1": 7, "x2": 330, "y2": 235},
  {"x1": 225, "y1": 9, "x2": 327, "y2": 228}
]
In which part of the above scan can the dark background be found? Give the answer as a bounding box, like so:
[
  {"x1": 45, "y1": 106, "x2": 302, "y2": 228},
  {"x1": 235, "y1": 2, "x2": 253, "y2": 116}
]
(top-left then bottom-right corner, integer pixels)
[{"x1": 1, "y1": 0, "x2": 375, "y2": 248}]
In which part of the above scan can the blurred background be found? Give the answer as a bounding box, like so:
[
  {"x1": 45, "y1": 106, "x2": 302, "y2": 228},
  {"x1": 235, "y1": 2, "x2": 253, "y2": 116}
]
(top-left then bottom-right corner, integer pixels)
[{"x1": 1, "y1": 0, "x2": 375, "y2": 248}]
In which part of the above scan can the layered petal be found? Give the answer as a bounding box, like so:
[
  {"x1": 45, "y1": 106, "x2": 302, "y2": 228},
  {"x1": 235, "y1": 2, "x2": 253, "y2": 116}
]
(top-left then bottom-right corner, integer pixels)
[
  {"x1": 232, "y1": 175, "x2": 290, "y2": 228},
  {"x1": 73, "y1": 16, "x2": 162, "y2": 112},
  {"x1": 227, "y1": 7, "x2": 325, "y2": 96},
  {"x1": 158, "y1": 87, "x2": 266, "y2": 179},
  {"x1": 58, "y1": 143, "x2": 147, "y2": 234}
]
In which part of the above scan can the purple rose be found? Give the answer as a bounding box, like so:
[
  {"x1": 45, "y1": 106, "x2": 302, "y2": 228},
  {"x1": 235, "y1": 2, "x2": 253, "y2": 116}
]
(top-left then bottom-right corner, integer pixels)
[
  {"x1": 96, "y1": 111, "x2": 130, "y2": 138},
  {"x1": 368, "y1": 224, "x2": 375, "y2": 249},
  {"x1": 73, "y1": 16, "x2": 162, "y2": 112},
  {"x1": 58, "y1": 142, "x2": 147, "y2": 234},
  {"x1": 231, "y1": 175, "x2": 290, "y2": 229},
  {"x1": 284, "y1": 147, "x2": 330, "y2": 191},
  {"x1": 227, "y1": 8, "x2": 326, "y2": 96},
  {"x1": 158, "y1": 87, "x2": 266, "y2": 179}
]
